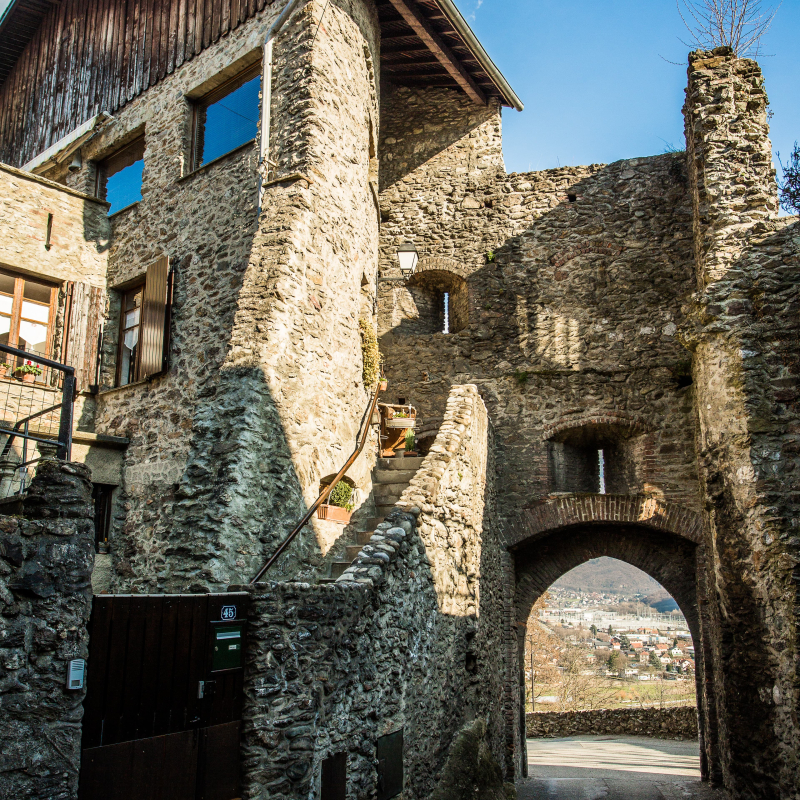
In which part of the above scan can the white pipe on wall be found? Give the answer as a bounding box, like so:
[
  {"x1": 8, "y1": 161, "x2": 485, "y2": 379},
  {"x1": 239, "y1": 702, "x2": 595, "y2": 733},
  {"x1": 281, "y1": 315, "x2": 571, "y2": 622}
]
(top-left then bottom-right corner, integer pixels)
[{"x1": 258, "y1": 0, "x2": 307, "y2": 212}]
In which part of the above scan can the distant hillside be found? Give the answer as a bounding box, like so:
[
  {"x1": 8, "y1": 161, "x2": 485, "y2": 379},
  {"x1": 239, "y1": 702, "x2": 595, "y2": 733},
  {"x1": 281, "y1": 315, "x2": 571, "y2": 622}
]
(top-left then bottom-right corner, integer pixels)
[{"x1": 553, "y1": 557, "x2": 664, "y2": 596}]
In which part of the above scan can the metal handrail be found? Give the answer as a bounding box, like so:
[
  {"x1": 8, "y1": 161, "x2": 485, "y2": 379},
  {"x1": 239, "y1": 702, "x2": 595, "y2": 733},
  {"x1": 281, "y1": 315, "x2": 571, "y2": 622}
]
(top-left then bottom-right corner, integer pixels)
[
  {"x1": 0, "y1": 343, "x2": 75, "y2": 460},
  {"x1": 0, "y1": 401, "x2": 63, "y2": 454},
  {"x1": 250, "y1": 382, "x2": 383, "y2": 583}
]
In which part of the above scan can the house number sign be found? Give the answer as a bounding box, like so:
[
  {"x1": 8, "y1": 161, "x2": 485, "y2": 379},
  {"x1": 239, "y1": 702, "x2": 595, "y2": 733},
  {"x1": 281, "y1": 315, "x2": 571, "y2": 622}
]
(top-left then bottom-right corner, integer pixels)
[{"x1": 221, "y1": 605, "x2": 237, "y2": 621}]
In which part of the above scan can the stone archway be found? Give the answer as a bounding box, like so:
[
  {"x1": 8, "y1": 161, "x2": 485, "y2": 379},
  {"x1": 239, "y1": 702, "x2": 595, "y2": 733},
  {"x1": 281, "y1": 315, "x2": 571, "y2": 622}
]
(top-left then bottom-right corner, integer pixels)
[{"x1": 505, "y1": 494, "x2": 718, "y2": 784}]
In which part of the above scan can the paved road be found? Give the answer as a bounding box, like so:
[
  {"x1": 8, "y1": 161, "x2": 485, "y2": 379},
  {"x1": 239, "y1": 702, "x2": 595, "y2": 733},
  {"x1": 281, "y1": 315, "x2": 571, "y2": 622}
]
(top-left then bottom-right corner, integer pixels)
[{"x1": 517, "y1": 736, "x2": 727, "y2": 800}]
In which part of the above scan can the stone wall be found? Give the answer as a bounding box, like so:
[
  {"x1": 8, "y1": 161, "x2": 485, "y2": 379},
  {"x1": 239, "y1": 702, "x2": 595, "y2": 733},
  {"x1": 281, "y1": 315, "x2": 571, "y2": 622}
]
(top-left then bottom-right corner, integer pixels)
[
  {"x1": 235, "y1": 384, "x2": 508, "y2": 798},
  {"x1": 684, "y1": 48, "x2": 800, "y2": 799},
  {"x1": 378, "y1": 88, "x2": 701, "y2": 524},
  {"x1": 34, "y1": 0, "x2": 382, "y2": 591},
  {"x1": 525, "y1": 707, "x2": 699, "y2": 740},
  {"x1": 0, "y1": 460, "x2": 94, "y2": 800}
]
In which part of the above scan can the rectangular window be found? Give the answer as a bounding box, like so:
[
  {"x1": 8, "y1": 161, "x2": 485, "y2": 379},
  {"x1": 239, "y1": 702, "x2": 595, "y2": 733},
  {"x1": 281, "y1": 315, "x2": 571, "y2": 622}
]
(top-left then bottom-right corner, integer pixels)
[
  {"x1": 117, "y1": 284, "x2": 143, "y2": 386},
  {"x1": 114, "y1": 257, "x2": 172, "y2": 388},
  {"x1": 377, "y1": 730, "x2": 403, "y2": 800},
  {"x1": 192, "y1": 65, "x2": 260, "y2": 170},
  {"x1": 0, "y1": 268, "x2": 57, "y2": 378},
  {"x1": 97, "y1": 136, "x2": 145, "y2": 215}
]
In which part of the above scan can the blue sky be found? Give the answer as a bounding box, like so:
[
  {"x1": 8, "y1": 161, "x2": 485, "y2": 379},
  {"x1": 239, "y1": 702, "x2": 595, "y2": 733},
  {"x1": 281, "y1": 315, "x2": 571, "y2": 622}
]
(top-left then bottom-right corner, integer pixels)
[
  {"x1": 0, "y1": 0, "x2": 796, "y2": 178},
  {"x1": 454, "y1": 0, "x2": 799, "y2": 177}
]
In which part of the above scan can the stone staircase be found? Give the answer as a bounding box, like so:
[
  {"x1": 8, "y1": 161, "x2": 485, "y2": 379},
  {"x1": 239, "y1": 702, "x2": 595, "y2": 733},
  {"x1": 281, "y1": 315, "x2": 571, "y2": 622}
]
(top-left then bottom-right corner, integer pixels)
[{"x1": 326, "y1": 456, "x2": 424, "y2": 581}]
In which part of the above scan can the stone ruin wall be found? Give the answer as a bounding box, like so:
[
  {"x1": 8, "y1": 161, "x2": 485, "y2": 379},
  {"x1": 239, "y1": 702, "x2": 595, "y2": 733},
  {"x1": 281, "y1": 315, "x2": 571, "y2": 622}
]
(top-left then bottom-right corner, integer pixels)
[
  {"x1": 684, "y1": 49, "x2": 800, "y2": 799},
  {"x1": 0, "y1": 460, "x2": 95, "y2": 800},
  {"x1": 235, "y1": 385, "x2": 510, "y2": 798},
  {"x1": 37, "y1": 0, "x2": 382, "y2": 592},
  {"x1": 378, "y1": 86, "x2": 702, "y2": 527},
  {"x1": 526, "y1": 707, "x2": 699, "y2": 741}
]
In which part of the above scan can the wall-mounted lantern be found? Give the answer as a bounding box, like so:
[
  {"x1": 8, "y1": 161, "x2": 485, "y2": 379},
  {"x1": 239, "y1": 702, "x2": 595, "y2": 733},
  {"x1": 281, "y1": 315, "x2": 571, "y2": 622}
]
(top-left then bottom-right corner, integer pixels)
[{"x1": 396, "y1": 242, "x2": 418, "y2": 278}]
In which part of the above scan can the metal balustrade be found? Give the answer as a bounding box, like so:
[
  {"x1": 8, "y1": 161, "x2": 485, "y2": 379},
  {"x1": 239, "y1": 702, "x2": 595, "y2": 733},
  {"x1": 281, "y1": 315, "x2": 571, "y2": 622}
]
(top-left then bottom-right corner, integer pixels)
[{"x1": 0, "y1": 343, "x2": 75, "y2": 498}]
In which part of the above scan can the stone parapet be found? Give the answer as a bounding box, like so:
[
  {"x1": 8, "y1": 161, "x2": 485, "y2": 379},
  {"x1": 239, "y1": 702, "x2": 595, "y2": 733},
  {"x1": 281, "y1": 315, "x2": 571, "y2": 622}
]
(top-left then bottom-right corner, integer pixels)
[
  {"x1": 0, "y1": 460, "x2": 94, "y2": 800},
  {"x1": 526, "y1": 707, "x2": 698, "y2": 740}
]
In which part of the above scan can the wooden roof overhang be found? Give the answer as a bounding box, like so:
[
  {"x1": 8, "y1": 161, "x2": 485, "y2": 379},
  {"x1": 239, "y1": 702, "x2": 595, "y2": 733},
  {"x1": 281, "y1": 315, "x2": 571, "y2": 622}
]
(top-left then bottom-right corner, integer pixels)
[
  {"x1": 0, "y1": 0, "x2": 523, "y2": 109},
  {"x1": 377, "y1": 0, "x2": 522, "y2": 110}
]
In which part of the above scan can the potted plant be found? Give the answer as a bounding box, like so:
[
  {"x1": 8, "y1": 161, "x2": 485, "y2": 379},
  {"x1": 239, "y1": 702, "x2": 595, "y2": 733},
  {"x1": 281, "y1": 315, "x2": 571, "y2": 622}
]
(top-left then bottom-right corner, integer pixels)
[
  {"x1": 403, "y1": 429, "x2": 419, "y2": 457},
  {"x1": 15, "y1": 361, "x2": 42, "y2": 384},
  {"x1": 0, "y1": 362, "x2": 10, "y2": 379},
  {"x1": 385, "y1": 406, "x2": 416, "y2": 429},
  {"x1": 317, "y1": 480, "x2": 354, "y2": 523},
  {"x1": 379, "y1": 376, "x2": 388, "y2": 392}
]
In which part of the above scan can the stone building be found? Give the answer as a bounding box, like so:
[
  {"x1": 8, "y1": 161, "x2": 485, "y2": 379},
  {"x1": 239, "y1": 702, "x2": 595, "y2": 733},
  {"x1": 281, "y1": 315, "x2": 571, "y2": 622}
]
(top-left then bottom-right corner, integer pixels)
[{"x1": 0, "y1": 0, "x2": 798, "y2": 799}]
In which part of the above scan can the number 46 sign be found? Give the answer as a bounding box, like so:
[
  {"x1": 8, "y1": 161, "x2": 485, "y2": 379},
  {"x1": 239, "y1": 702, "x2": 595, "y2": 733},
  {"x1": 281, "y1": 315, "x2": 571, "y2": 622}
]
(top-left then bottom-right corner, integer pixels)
[{"x1": 221, "y1": 605, "x2": 237, "y2": 621}]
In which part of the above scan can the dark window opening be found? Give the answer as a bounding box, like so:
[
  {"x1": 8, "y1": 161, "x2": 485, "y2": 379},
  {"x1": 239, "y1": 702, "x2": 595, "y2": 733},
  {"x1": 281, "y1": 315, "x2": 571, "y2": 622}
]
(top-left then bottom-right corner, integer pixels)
[
  {"x1": 548, "y1": 424, "x2": 639, "y2": 495},
  {"x1": 97, "y1": 136, "x2": 145, "y2": 215},
  {"x1": 399, "y1": 269, "x2": 468, "y2": 336},
  {"x1": 321, "y1": 752, "x2": 347, "y2": 800},
  {"x1": 567, "y1": 193, "x2": 577, "y2": 203},
  {"x1": 114, "y1": 257, "x2": 172, "y2": 387},
  {"x1": 677, "y1": 374, "x2": 693, "y2": 389},
  {"x1": 377, "y1": 729, "x2": 403, "y2": 800},
  {"x1": 92, "y1": 483, "x2": 115, "y2": 552},
  {"x1": 397, "y1": 397, "x2": 406, "y2": 406},
  {"x1": 117, "y1": 284, "x2": 143, "y2": 387},
  {"x1": 193, "y1": 65, "x2": 260, "y2": 170}
]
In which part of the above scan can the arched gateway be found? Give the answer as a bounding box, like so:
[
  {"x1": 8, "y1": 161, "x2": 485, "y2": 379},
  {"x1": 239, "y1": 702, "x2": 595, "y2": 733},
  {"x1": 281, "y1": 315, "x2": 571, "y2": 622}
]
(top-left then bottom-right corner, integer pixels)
[{"x1": 505, "y1": 495, "x2": 719, "y2": 782}]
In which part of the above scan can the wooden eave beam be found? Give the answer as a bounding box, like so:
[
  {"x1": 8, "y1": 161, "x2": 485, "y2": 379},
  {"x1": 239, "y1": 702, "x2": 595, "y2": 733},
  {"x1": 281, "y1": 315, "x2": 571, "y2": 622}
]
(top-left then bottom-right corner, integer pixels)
[{"x1": 385, "y1": 0, "x2": 486, "y2": 106}]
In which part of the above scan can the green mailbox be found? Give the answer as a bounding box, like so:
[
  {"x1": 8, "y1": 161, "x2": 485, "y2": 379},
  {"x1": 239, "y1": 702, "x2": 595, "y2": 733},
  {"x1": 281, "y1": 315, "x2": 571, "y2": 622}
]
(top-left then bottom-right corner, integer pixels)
[{"x1": 212, "y1": 624, "x2": 244, "y2": 671}]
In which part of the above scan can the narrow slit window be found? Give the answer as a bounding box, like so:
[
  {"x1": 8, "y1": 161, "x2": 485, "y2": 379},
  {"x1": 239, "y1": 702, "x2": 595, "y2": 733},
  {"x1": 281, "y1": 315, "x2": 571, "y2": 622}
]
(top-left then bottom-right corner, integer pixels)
[
  {"x1": 443, "y1": 292, "x2": 450, "y2": 334},
  {"x1": 598, "y1": 449, "x2": 606, "y2": 494},
  {"x1": 193, "y1": 65, "x2": 261, "y2": 170}
]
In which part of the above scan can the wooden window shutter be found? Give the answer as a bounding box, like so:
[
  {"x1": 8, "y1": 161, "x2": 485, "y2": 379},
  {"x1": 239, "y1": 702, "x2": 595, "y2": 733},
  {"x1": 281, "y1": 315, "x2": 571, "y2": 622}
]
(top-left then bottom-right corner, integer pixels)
[
  {"x1": 62, "y1": 282, "x2": 106, "y2": 391},
  {"x1": 138, "y1": 256, "x2": 172, "y2": 380}
]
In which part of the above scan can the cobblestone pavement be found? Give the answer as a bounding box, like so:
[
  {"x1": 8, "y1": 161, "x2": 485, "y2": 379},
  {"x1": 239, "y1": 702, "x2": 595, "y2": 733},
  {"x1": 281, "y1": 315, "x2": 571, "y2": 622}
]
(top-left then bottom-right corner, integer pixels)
[{"x1": 517, "y1": 736, "x2": 728, "y2": 800}]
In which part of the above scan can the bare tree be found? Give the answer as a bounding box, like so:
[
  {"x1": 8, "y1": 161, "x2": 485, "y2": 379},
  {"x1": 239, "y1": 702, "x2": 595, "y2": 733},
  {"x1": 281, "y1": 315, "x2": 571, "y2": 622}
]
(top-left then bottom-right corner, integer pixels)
[{"x1": 678, "y1": 0, "x2": 780, "y2": 57}]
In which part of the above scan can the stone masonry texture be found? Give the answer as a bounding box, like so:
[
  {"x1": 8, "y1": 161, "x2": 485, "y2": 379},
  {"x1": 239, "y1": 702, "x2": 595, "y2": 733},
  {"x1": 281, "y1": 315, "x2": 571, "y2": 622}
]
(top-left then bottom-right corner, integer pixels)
[
  {"x1": 0, "y1": 460, "x2": 94, "y2": 800},
  {"x1": 233, "y1": 384, "x2": 505, "y2": 799},
  {"x1": 526, "y1": 707, "x2": 699, "y2": 741}
]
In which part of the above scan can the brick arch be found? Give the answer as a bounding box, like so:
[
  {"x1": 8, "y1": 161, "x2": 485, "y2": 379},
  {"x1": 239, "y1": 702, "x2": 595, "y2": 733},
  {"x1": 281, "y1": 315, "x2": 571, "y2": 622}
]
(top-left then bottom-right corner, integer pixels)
[
  {"x1": 541, "y1": 411, "x2": 651, "y2": 442},
  {"x1": 507, "y1": 494, "x2": 703, "y2": 550},
  {"x1": 415, "y1": 256, "x2": 471, "y2": 279}
]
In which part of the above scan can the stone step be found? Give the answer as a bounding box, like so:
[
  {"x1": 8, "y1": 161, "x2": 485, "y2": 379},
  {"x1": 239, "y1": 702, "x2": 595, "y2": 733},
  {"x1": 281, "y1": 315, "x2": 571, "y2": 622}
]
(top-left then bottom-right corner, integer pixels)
[
  {"x1": 357, "y1": 530, "x2": 375, "y2": 545},
  {"x1": 377, "y1": 504, "x2": 398, "y2": 518},
  {"x1": 330, "y1": 561, "x2": 352, "y2": 580},
  {"x1": 377, "y1": 456, "x2": 424, "y2": 471},
  {"x1": 345, "y1": 545, "x2": 363, "y2": 561},
  {"x1": 373, "y1": 468, "x2": 417, "y2": 485},
  {"x1": 373, "y1": 482, "x2": 409, "y2": 501}
]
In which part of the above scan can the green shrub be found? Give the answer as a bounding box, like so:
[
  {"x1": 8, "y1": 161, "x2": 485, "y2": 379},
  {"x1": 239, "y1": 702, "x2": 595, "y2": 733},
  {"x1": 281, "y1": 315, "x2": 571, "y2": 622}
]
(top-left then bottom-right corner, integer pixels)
[
  {"x1": 404, "y1": 429, "x2": 416, "y2": 451},
  {"x1": 359, "y1": 319, "x2": 380, "y2": 388},
  {"x1": 328, "y1": 481, "x2": 354, "y2": 511}
]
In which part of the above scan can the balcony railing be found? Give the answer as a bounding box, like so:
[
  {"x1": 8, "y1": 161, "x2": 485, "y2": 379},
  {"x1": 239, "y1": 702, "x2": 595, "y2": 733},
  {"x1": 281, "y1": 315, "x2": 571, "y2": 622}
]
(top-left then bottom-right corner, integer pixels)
[{"x1": 0, "y1": 343, "x2": 76, "y2": 498}]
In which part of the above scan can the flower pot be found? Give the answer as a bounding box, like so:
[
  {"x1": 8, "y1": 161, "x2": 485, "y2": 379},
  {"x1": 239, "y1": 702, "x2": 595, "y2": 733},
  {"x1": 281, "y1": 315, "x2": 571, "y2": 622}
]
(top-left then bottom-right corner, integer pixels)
[
  {"x1": 386, "y1": 418, "x2": 416, "y2": 429},
  {"x1": 379, "y1": 380, "x2": 388, "y2": 391},
  {"x1": 20, "y1": 372, "x2": 36, "y2": 384},
  {"x1": 0, "y1": 367, "x2": 7, "y2": 379},
  {"x1": 317, "y1": 504, "x2": 352, "y2": 523}
]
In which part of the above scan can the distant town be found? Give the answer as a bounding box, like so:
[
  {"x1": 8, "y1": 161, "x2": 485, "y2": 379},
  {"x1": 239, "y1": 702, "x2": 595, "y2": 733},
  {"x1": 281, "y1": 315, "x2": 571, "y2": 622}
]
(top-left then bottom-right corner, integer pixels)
[{"x1": 526, "y1": 586, "x2": 696, "y2": 712}]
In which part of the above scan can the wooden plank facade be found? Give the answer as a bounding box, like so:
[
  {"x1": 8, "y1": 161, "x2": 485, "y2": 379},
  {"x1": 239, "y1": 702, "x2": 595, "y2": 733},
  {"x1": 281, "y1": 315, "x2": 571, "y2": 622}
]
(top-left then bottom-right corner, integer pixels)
[{"x1": 0, "y1": 0, "x2": 276, "y2": 167}]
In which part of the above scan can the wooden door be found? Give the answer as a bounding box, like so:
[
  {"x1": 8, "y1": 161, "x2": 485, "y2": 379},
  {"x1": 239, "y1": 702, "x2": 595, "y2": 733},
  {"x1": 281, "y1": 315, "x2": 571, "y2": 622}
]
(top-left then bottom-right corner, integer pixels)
[{"x1": 79, "y1": 594, "x2": 248, "y2": 800}]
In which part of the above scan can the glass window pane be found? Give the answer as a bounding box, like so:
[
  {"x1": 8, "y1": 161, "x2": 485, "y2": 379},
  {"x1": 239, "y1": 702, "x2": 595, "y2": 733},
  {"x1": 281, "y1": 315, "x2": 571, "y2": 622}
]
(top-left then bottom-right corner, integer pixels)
[
  {"x1": 22, "y1": 280, "x2": 51, "y2": 304},
  {"x1": 0, "y1": 296, "x2": 12, "y2": 315},
  {"x1": 19, "y1": 320, "x2": 48, "y2": 354},
  {"x1": 0, "y1": 274, "x2": 15, "y2": 295},
  {"x1": 198, "y1": 74, "x2": 260, "y2": 167},
  {"x1": 105, "y1": 159, "x2": 144, "y2": 214},
  {"x1": 0, "y1": 316, "x2": 10, "y2": 346},
  {"x1": 125, "y1": 307, "x2": 140, "y2": 329},
  {"x1": 21, "y1": 300, "x2": 50, "y2": 323}
]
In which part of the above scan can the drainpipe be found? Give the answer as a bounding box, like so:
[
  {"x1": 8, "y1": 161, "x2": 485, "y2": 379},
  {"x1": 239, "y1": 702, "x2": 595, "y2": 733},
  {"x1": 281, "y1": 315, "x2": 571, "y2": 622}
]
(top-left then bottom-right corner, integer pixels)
[{"x1": 258, "y1": 0, "x2": 307, "y2": 212}]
